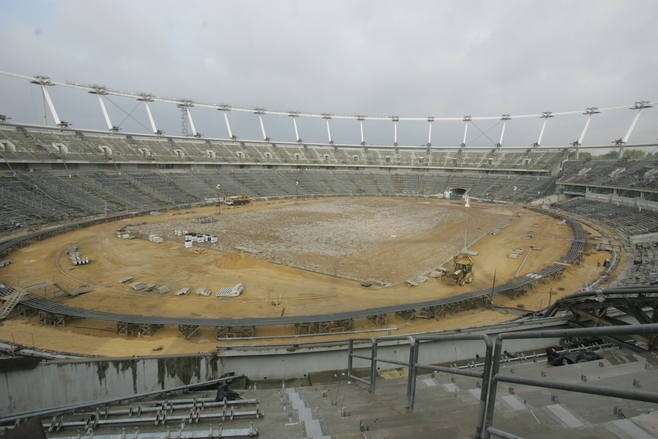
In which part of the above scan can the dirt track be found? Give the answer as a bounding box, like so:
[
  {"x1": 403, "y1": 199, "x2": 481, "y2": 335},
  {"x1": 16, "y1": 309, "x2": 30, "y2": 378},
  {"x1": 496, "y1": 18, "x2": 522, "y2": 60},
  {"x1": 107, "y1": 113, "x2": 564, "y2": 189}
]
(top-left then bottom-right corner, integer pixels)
[{"x1": 0, "y1": 197, "x2": 621, "y2": 356}]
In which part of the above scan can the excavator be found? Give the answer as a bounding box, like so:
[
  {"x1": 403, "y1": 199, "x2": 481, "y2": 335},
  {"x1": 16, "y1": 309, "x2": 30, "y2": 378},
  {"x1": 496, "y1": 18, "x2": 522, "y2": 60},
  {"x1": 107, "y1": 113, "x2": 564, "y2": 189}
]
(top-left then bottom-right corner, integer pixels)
[{"x1": 451, "y1": 254, "x2": 474, "y2": 286}]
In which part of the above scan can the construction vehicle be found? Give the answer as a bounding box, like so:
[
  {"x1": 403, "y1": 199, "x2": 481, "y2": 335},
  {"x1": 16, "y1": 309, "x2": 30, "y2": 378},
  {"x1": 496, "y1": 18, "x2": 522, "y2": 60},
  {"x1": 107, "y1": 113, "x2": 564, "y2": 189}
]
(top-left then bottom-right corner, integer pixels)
[
  {"x1": 451, "y1": 254, "x2": 474, "y2": 286},
  {"x1": 225, "y1": 195, "x2": 251, "y2": 206}
]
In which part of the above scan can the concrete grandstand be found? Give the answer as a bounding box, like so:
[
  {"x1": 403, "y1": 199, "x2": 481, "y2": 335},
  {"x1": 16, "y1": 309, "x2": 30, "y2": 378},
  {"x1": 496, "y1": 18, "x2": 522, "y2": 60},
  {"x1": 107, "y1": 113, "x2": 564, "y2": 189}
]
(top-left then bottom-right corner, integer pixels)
[{"x1": 0, "y1": 73, "x2": 657, "y2": 438}]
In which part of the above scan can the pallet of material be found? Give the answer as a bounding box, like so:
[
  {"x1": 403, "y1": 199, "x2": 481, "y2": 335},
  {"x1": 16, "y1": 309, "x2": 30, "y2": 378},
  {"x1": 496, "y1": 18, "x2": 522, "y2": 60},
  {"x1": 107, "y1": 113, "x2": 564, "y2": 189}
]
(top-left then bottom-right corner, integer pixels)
[
  {"x1": 216, "y1": 283, "x2": 244, "y2": 297},
  {"x1": 196, "y1": 288, "x2": 212, "y2": 296},
  {"x1": 175, "y1": 287, "x2": 190, "y2": 296}
]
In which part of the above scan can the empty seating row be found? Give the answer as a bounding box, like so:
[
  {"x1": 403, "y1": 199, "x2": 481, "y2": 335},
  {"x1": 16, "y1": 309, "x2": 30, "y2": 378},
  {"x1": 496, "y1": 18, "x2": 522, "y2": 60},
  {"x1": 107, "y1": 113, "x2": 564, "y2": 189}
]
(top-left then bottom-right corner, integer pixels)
[
  {"x1": 0, "y1": 123, "x2": 568, "y2": 170},
  {"x1": 0, "y1": 167, "x2": 557, "y2": 233},
  {"x1": 559, "y1": 159, "x2": 658, "y2": 192}
]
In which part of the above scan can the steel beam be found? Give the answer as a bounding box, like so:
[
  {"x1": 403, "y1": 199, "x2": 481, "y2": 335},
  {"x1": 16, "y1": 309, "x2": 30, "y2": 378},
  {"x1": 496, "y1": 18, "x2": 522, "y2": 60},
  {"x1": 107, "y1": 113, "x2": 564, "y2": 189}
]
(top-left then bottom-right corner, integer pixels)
[
  {"x1": 495, "y1": 374, "x2": 658, "y2": 404},
  {"x1": 0, "y1": 376, "x2": 242, "y2": 424}
]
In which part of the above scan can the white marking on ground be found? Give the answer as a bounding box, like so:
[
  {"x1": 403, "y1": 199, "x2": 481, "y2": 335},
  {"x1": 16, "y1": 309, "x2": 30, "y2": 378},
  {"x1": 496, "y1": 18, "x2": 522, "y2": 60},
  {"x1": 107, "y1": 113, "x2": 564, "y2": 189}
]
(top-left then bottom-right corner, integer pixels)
[
  {"x1": 607, "y1": 419, "x2": 655, "y2": 439},
  {"x1": 546, "y1": 404, "x2": 584, "y2": 428},
  {"x1": 442, "y1": 382, "x2": 459, "y2": 393},
  {"x1": 422, "y1": 377, "x2": 437, "y2": 387}
]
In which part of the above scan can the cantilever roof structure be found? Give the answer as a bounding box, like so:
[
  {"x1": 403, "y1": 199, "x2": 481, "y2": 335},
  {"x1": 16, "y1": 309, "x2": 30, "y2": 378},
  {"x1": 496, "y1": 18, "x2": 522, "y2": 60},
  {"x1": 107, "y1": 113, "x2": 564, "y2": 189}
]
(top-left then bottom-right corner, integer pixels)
[{"x1": 1, "y1": 70, "x2": 656, "y2": 149}]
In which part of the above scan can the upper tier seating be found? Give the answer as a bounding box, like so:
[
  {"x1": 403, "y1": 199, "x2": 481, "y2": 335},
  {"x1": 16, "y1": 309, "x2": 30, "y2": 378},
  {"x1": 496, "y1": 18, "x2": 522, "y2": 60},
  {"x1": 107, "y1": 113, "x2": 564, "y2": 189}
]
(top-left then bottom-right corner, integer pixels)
[
  {"x1": 559, "y1": 159, "x2": 658, "y2": 193},
  {"x1": 0, "y1": 124, "x2": 567, "y2": 171}
]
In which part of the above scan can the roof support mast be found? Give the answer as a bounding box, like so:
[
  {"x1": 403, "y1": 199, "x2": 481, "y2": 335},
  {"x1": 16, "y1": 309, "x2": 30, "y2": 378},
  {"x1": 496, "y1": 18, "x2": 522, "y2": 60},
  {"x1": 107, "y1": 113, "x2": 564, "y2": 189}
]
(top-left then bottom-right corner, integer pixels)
[
  {"x1": 392, "y1": 116, "x2": 399, "y2": 146},
  {"x1": 461, "y1": 115, "x2": 471, "y2": 147},
  {"x1": 177, "y1": 101, "x2": 199, "y2": 137},
  {"x1": 187, "y1": 109, "x2": 197, "y2": 136},
  {"x1": 31, "y1": 76, "x2": 68, "y2": 127},
  {"x1": 357, "y1": 115, "x2": 366, "y2": 146},
  {"x1": 573, "y1": 107, "x2": 599, "y2": 158},
  {"x1": 497, "y1": 114, "x2": 511, "y2": 148},
  {"x1": 615, "y1": 101, "x2": 652, "y2": 156},
  {"x1": 289, "y1": 112, "x2": 302, "y2": 143},
  {"x1": 219, "y1": 105, "x2": 236, "y2": 139},
  {"x1": 322, "y1": 114, "x2": 333, "y2": 144},
  {"x1": 254, "y1": 108, "x2": 269, "y2": 141},
  {"x1": 426, "y1": 116, "x2": 434, "y2": 147},
  {"x1": 138, "y1": 95, "x2": 160, "y2": 135},
  {"x1": 534, "y1": 112, "x2": 553, "y2": 147},
  {"x1": 97, "y1": 94, "x2": 113, "y2": 131},
  {"x1": 90, "y1": 87, "x2": 118, "y2": 131}
]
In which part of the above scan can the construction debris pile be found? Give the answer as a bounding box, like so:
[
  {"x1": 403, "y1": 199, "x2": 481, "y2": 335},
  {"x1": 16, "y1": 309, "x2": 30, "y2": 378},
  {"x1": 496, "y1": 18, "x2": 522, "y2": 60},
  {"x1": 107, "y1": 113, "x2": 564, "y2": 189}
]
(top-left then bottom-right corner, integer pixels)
[
  {"x1": 115, "y1": 229, "x2": 135, "y2": 239},
  {"x1": 148, "y1": 233, "x2": 164, "y2": 244}
]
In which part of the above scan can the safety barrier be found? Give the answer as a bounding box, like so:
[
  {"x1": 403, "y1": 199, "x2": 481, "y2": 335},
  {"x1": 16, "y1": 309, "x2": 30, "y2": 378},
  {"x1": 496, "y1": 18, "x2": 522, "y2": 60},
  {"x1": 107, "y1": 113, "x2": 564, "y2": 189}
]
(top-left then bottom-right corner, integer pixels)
[{"x1": 347, "y1": 323, "x2": 658, "y2": 439}]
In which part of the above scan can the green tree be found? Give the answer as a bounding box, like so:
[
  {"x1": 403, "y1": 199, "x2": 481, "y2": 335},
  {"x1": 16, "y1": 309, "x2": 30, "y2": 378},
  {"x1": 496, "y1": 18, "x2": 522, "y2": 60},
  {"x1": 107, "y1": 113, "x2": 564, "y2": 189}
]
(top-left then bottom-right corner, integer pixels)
[
  {"x1": 622, "y1": 149, "x2": 646, "y2": 159},
  {"x1": 598, "y1": 150, "x2": 619, "y2": 159}
]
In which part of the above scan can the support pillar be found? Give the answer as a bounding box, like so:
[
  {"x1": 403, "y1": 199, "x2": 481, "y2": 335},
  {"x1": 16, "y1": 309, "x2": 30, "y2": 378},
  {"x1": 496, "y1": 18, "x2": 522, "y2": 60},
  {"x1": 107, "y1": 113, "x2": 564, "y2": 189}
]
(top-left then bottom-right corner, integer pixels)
[
  {"x1": 186, "y1": 108, "x2": 198, "y2": 137},
  {"x1": 178, "y1": 100, "x2": 199, "y2": 137},
  {"x1": 178, "y1": 324, "x2": 201, "y2": 339},
  {"x1": 289, "y1": 112, "x2": 302, "y2": 143},
  {"x1": 138, "y1": 95, "x2": 160, "y2": 135},
  {"x1": 31, "y1": 76, "x2": 68, "y2": 127},
  {"x1": 90, "y1": 88, "x2": 118, "y2": 131},
  {"x1": 369, "y1": 340, "x2": 379, "y2": 393},
  {"x1": 497, "y1": 114, "x2": 510, "y2": 148},
  {"x1": 475, "y1": 337, "x2": 494, "y2": 439},
  {"x1": 254, "y1": 108, "x2": 269, "y2": 141},
  {"x1": 481, "y1": 337, "x2": 504, "y2": 438},
  {"x1": 461, "y1": 115, "x2": 471, "y2": 147},
  {"x1": 392, "y1": 116, "x2": 399, "y2": 146},
  {"x1": 322, "y1": 114, "x2": 333, "y2": 144},
  {"x1": 534, "y1": 111, "x2": 553, "y2": 147},
  {"x1": 615, "y1": 101, "x2": 653, "y2": 156},
  {"x1": 575, "y1": 107, "x2": 599, "y2": 149},
  {"x1": 219, "y1": 106, "x2": 236, "y2": 139},
  {"x1": 426, "y1": 116, "x2": 434, "y2": 147},
  {"x1": 405, "y1": 338, "x2": 420, "y2": 409},
  {"x1": 357, "y1": 115, "x2": 366, "y2": 145}
]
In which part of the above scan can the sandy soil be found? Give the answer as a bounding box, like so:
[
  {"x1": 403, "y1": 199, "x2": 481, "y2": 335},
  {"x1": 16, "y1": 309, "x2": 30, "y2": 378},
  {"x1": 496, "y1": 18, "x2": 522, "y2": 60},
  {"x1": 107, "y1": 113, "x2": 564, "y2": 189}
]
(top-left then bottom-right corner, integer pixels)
[
  {"x1": 0, "y1": 197, "x2": 622, "y2": 356},
  {"x1": 125, "y1": 198, "x2": 505, "y2": 284}
]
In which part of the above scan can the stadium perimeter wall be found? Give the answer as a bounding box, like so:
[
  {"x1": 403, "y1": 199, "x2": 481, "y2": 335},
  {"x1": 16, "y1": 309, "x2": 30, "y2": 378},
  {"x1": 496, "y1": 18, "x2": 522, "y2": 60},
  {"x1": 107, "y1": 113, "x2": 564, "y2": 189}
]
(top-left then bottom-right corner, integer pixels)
[
  {"x1": 583, "y1": 191, "x2": 658, "y2": 212},
  {"x1": 0, "y1": 318, "x2": 567, "y2": 415}
]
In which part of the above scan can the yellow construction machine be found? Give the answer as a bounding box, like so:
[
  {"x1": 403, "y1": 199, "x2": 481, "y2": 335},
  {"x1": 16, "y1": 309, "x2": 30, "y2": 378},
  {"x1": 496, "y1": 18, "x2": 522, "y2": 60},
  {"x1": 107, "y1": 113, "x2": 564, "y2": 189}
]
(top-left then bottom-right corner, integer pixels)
[
  {"x1": 225, "y1": 195, "x2": 251, "y2": 206},
  {"x1": 451, "y1": 254, "x2": 474, "y2": 286}
]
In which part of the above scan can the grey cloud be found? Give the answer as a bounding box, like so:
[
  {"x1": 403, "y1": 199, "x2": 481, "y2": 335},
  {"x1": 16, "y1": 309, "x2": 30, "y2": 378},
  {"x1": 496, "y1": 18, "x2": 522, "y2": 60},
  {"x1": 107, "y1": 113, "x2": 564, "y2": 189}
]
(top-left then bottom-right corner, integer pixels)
[{"x1": 0, "y1": 0, "x2": 656, "y2": 147}]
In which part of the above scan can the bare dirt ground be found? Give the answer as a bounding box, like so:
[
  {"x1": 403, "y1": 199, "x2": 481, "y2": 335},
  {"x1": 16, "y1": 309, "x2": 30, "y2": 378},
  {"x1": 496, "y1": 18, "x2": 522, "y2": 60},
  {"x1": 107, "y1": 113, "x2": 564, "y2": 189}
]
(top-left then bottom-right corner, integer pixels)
[
  {"x1": 125, "y1": 197, "x2": 506, "y2": 284},
  {"x1": 0, "y1": 197, "x2": 622, "y2": 356}
]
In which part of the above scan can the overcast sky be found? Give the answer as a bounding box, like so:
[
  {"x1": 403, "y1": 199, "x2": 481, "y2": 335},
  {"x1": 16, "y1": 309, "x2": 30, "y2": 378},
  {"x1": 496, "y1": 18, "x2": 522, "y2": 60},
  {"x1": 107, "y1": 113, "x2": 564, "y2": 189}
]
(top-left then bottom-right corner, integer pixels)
[{"x1": 1, "y1": 0, "x2": 656, "y2": 148}]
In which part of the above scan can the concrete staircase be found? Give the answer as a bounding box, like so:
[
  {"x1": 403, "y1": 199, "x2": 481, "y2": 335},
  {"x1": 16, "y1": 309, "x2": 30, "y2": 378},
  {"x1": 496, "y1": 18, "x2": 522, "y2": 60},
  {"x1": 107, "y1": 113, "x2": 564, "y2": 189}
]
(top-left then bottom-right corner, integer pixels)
[{"x1": 267, "y1": 347, "x2": 658, "y2": 438}]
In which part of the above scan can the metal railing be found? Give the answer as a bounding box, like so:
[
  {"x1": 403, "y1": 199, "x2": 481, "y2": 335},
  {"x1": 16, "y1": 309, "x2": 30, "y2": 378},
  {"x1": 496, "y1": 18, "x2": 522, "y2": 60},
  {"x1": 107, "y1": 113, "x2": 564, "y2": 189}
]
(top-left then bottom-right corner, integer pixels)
[
  {"x1": 348, "y1": 333, "x2": 494, "y2": 438},
  {"x1": 347, "y1": 323, "x2": 658, "y2": 439}
]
